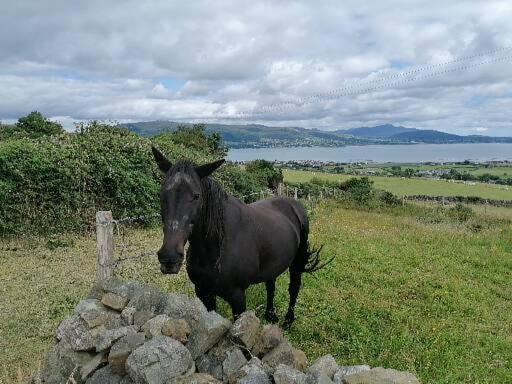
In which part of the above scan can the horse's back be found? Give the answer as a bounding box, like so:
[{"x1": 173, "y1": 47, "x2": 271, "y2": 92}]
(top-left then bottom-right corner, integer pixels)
[{"x1": 249, "y1": 197, "x2": 308, "y2": 234}]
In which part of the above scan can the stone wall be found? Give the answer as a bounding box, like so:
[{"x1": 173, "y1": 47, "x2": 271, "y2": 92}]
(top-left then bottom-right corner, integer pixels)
[{"x1": 34, "y1": 278, "x2": 421, "y2": 384}]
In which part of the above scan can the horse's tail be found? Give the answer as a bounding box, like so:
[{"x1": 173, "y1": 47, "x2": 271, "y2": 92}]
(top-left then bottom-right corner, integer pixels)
[{"x1": 294, "y1": 206, "x2": 334, "y2": 273}]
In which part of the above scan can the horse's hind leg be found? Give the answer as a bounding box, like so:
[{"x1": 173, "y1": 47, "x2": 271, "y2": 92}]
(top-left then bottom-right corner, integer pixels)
[
  {"x1": 265, "y1": 280, "x2": 279, "y2": 323},
  {"x1": 225, "y1": 288, "x2": 247, "y2": 320},
  {"x1": 283, "y1": 264, "x2": 302, "y2": 329}
]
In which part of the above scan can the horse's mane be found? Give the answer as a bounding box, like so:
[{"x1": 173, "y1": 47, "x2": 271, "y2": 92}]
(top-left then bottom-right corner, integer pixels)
[{"x1": 169, "y1": 160, "x2": 227, "y2": 244}]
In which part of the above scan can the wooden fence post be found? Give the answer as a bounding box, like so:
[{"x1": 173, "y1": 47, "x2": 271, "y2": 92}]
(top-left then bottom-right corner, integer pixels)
[
  {"x1": 96, "y1": 211, "x2": 114, "y2": 281},
  {"x1": 278, "y1": 183, "x2": 283, "y2": 196},
  {"x1": 294, "y1": 187, "x2": 298, "y2": 200}
]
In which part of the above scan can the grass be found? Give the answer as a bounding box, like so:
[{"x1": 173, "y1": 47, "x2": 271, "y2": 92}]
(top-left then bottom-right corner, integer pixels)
[
  {"x1": 1, "y1": 202, "x2": 511, "y2": 383},
  {"x1": 283, "y1": 169, "x2": 512, "y2": 200}
]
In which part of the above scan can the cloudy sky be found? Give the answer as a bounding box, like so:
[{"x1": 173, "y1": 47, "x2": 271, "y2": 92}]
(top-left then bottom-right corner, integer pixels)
[{"x1": 1, "y1": 0, "x2": 512, "y2": 135}]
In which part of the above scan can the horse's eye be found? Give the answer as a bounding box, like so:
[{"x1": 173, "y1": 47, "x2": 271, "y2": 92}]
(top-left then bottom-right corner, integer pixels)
[{"x1": 192, "y1": 193, "x2": 200, "y2": 201}]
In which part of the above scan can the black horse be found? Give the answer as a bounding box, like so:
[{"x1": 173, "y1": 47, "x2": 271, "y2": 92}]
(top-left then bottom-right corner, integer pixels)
[{"x1": 152, "y1": 147, "x2": 324, "y2": 327}]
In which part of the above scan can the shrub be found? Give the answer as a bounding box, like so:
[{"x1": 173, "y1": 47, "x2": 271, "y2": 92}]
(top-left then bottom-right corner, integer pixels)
[
  {"x1": 340, "y1": 177, "x2": 375, "y2": 205},
  {"x1": 245, "y1": 160, "x2": 283, "y2": 190},
  {"x1": 0, "y1": 121, "x2": 265, "y2": 235}
]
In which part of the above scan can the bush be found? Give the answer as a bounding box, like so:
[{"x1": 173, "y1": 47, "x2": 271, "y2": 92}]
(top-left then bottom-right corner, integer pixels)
[
  {"x1": 245, "y1": 160, "x2": 283, "y2": 190},
  {"x1": 340, "y1": 177, "x2": 375, "y2": 205},
  {"x1": 0, "y1": 121, "x2": 265, "y2": 235}
]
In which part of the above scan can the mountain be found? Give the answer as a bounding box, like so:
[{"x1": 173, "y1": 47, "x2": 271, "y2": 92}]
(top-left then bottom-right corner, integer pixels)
[
  {"x1": 122, "y1": 121, "x2": 512, "y2": 148},
  {"x1": 339, "y1": 124, "x2": 417, "y2": 138}
]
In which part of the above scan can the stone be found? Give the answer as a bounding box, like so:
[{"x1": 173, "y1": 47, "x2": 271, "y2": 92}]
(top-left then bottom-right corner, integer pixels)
[
  {"x1": 222, "y1": 346, "x2": 248, "y2": 380},
  {"x1": 306, "y1": 371, "x2": 334, "y2": 384},
  {"x1": 274, "y1": 364, "x2": 307, "y2": 384},
  {"x1": 160, "y1": 293, "x2": 208, "y2": 324},
  {"x1": 141, "y1": 314, "x2": 170, "y2": 338},
  {"x1": 196, "y1": 338, "x2": 234, "y2": 381},
  {"x1": 172, "y1": 373, "x2": 222, "y2": 384},
  {"x1": 229, "y1": 311, "x2": 261, "y2": 349},
  {"x1": 126, "y1": 336, "x2": 194, "y2": 384},
  {"x1": 252, "y1": 324, "x2": 283, "y2": 356},
  {"x1": 121, "y1": 306, "x2": 137, "y2": 325},
  {"x1": 39, "y1": 341, "x2": 98, "y2": 384},
  {"x1": 94, "y1": 325, "x2": 138, "y2": 351},
  {"x1": 56, "y1": 314, "x2": 95, "y2": 351},
  {"x1": 108, "y1": 332, "x2": 146, "y2": 375},
  {"x1": 342, "y1": 367, "x2": 421, "y2": 384},
  {"x1": 133, "y1": 310, "x2": 155, "y2": 328},
  {"x1": 102, "y1": 292, "x2": 129, "y2": 311},
  {"x1": 80, "y1": 351, "x2": 107, "y2": 381},
  {"x1": 86, "y1": 366, "x2": 133, "y2": 384},
  {"x1": 162, "y1": 318, "x2": 192, "y2": 344},
  {"x1": 262, "y1": 341, "x2": 308, "y2": 372},
  {"x1": 333, "y1": 366, "x2": 370, "y2": 384},
  {"x1": 228, "y1": 357, "x2": 270, "y2": 384},
  {"x1": 308, "y1": 355, "x2": 338, "y2": 379},
  {"x1": 187, "y1": 311, "x2": 231, "y2": 359},
  {"x1": 127, "y1": 285, "x2": 166, "y2": 314},
  {"x1": 75, "y1": 299, "x2": 122, "y2": 329},
  {"x1": 89, "y1": 277, "x2": 142, "y2": 302}
]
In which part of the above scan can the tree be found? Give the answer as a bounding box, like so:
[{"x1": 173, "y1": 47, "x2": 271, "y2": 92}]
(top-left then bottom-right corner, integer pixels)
[{"x1": 15, "y1": 111, "x2": 64, "y2": 138}]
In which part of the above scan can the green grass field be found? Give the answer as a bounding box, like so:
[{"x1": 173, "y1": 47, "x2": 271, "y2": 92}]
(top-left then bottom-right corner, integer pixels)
[
  {"x1": 283, "y1": 169, "x2": 512, "y2": 200},
  {"x1": 1, "y1": 201, "x2": 511, "y2": 383}
]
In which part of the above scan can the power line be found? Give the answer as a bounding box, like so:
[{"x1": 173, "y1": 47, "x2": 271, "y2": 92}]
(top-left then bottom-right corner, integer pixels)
[{"x1": 212, "y1": 47, "x2": 512, "y2": 120}]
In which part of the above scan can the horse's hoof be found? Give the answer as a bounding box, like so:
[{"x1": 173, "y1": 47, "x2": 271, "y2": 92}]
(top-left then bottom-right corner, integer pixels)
[
  {"x1": 283, "y1": 313, "x2": 295, "y2": 330},
  {"x1": 265, "y1": 309, "x2": 279, "y2": 323}
]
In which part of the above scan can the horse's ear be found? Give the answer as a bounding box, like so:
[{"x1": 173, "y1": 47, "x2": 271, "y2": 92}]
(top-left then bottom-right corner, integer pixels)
[
  {"x1": 151, "y1": 146, "x2": 172, "y2": 173},
  {"x1": 195, "y1": 159, "x2": 225, "y2": 178}
]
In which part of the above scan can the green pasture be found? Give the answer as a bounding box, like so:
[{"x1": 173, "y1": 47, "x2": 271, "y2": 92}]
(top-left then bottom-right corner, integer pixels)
[
  {"x1": 1, "y1": 200, "x2": 511, "y2": 383},
  {"x1": 283, "y1": 169, "x2": 512, "y2": 200}
]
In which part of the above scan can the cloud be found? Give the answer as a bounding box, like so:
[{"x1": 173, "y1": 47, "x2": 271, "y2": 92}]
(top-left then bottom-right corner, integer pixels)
[{"x1": 1, "y1": 0, "x2": 512, "y2": 136}]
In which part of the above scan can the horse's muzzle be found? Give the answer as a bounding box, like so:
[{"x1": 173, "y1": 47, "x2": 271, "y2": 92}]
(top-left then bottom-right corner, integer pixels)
[{"x1": 160, "y1": 261, "x2": 182, "y2": 274}]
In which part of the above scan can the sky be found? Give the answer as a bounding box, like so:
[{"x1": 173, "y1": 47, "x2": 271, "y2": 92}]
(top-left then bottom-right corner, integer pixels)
[{"x1": 1, "y1": 0, "x2": 512, "y2": 136}]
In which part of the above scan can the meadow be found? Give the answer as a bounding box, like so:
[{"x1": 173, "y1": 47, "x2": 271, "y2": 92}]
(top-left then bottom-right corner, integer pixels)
[
  {"x1": 283, "y1": 169, "x2": 512, "y2": 200},
  {"x1": 1, "y1": 200, "x2": 511, "y2": 384}
]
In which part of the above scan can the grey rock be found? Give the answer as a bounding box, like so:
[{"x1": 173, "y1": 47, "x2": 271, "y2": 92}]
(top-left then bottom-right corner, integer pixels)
[
  {"x1": 229, "y1": 357, "x2": 270, "y2": 384},
  {"x1": 308, "y1": 355, "x2": 338, "y2": 379},
  {"x1": 333, "y1": 366, "x2": 370, "y2": 384},
  {"x1": 160, "y1": 293, "x2": 208, "y2": 326},
  {"x1": 133, "y1": 310, "x2": 155, "y2": 328},
  {"x1": 126, "y1": 336, "x2": 194, "y2": 384},
  {"x1": 86, "y1": 366, "x2": 133, "y2": 384},
  {"x1": 306, "y1": 371, "x2": 334, "y2": 384},
  {"x1": 108, "y1": 332, "x2": 146, "y2": 375},
  {"x1": 342, "y1": 367, "x2": 420, "y2": 384},
  {"x1": 252, "y1": 324, "x2": 283, "y2": 357},
  {"x1": 274, "y1": 364, "x2": 307, "y2": 384},
  {"x1": 195, "y1": 338, "x2": 234, "y2": 381},
  {"x1": 39, "y1": 341, "x2": 98, "y2": 383},
  {"x1": 141, "y1": 314, "x2": 170, "y2": 338},
  {"x1": 75, "y1": 299, "x2": 122, "y2": 329},
  {"x1": 94, "y1": 325, "x2": 138, "y2": 351},
  {"x1": 172, "y1": 373, "x2": 222, "y2": 384},
  {"x1": 102, "y1": 292, "x2": 129, "y2": 311},
  {"x1": 56, "y1": 314, "x2": 95, "y2": 351},
  {"x1": 187, "y1": 311, "x2": 231, "y2": 359},
  {"x1": 80, "y1": 351, "x2": 107, "y2": 381},
  {"x1": 262, "y1": 341, "x2": 307, "y2": 372},
  {"x1": 222, "y1": 347, "x2": 248, "y2": 380},
  {"x1": 229, "y1": 311, "x2": 261, "y2": 349},
  {"x1": 162, "y1": 318, "x2": 192, "y2": 344},
  {"x1": 127, "y1": 285, "x2": 166, "y2": 313},
  {"x1": 88, "y1": 277, "x2": 142, "y2": 302},
  {"x1": 121, "y1": 306, "x2": 137, "y2": 325}
]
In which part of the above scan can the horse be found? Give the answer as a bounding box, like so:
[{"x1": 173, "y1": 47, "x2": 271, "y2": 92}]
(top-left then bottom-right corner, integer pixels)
[{"x1": 151, "y1": 146, "x2": 325, "y2": 328}]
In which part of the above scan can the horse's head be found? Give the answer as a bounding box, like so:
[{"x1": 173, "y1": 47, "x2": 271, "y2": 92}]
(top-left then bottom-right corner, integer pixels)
[{"x1": 152, "y1": 146, "x2": 224, "y2": 274}]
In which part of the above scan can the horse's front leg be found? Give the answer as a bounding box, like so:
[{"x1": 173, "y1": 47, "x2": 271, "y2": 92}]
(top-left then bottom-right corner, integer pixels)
[
  {"x1": 225, "y1": 288, "x2": 246, "y2": 320},
  {"x1": 195, "y1": 285, "x2": 217, "y2": 312}
]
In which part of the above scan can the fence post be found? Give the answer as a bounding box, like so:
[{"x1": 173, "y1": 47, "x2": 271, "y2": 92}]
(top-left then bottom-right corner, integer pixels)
[
  {"x1": 260, "y1": 190, "x2": 265, "y2": 200},
  {"x1": 320, "y1": 190, "x2": 323, "y2": 199},
  {"x1": 96, "y1": 211, "x2": 114, "y2": 281},
  {"x1": 294, "y1": 187, "x2": 298, "y2": 200},
  {"x1": 278, "y1": 183, "x2": 283, "y2": 196}
]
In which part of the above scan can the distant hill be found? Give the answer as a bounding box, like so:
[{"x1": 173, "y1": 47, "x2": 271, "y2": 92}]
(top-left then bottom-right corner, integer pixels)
[
  {"x1": 122, "y1": 121, "x2": 512, "y2": 148},
  {"x1": 339, "y1": 124, "x2": 417, "y2": 138}
]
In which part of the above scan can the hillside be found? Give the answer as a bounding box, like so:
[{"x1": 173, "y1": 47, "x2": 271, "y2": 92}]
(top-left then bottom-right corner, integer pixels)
[{"x1": 122, "y1": 121, "x2": 512, "y2": 148}]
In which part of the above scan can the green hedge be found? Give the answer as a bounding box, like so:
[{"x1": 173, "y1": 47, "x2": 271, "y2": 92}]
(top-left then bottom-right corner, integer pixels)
[{"x1": 0, "y1": 121, "x2": 264, "y2": 235}]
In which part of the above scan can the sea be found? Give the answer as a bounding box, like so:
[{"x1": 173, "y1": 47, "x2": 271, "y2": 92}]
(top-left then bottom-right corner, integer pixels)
[{"x1": 227, "y1": 143, "x2": 512, "y2": 163}]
